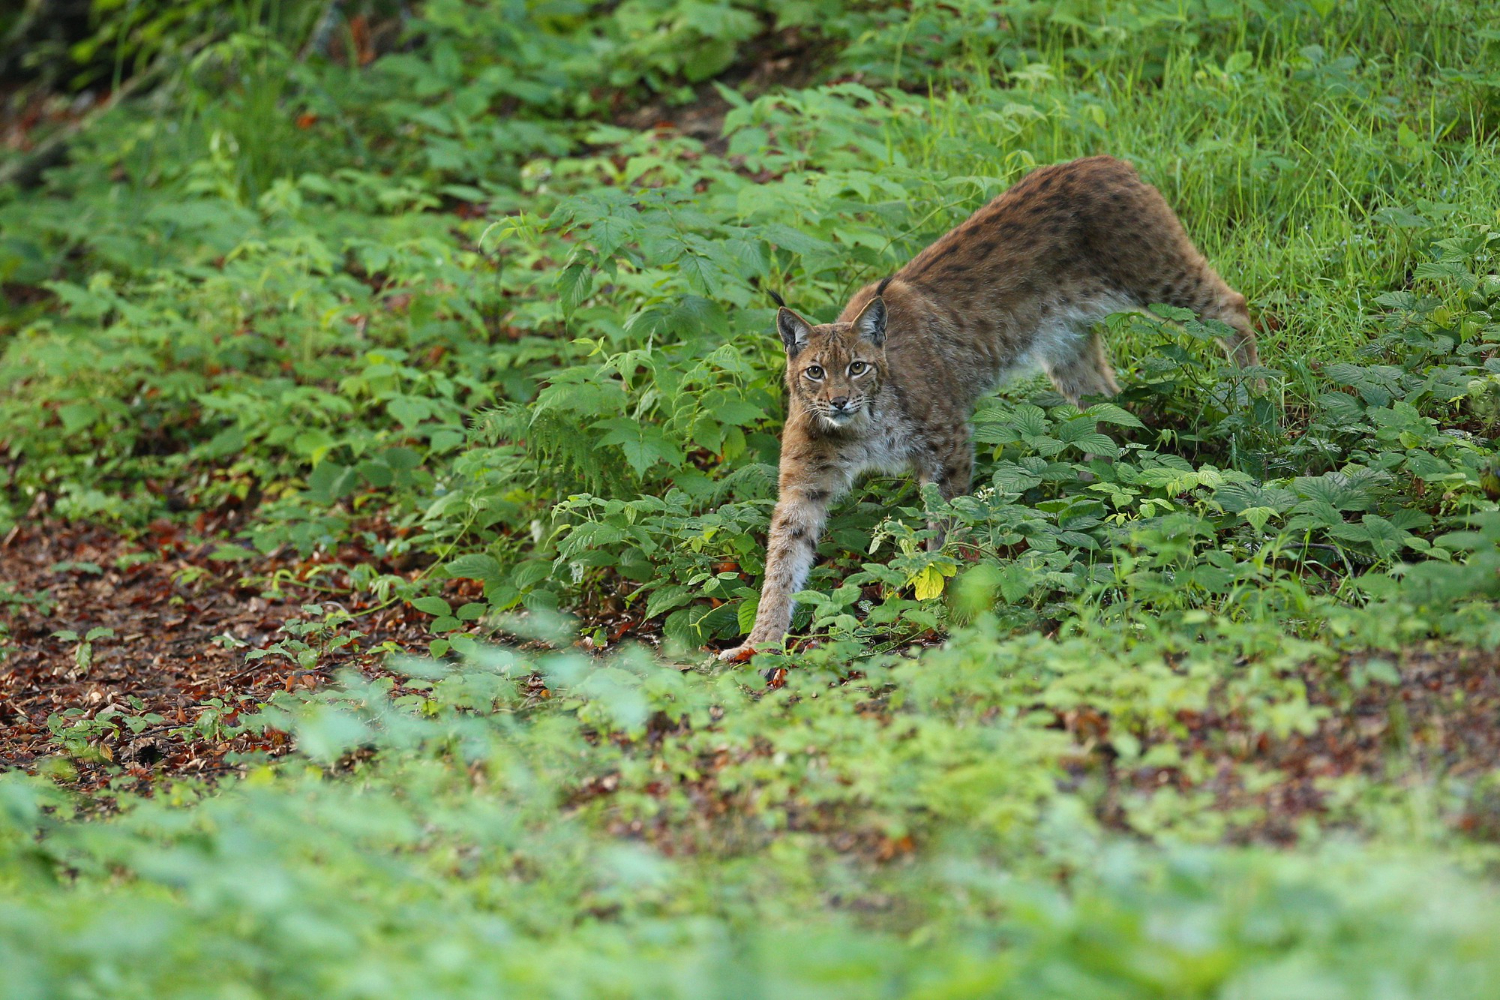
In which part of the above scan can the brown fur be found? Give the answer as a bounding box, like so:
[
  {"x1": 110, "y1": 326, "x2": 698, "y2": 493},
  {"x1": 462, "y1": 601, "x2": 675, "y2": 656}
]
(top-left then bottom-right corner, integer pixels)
[{"x1": 719, "y1": 156, "x2": 1259, "y2": 661}]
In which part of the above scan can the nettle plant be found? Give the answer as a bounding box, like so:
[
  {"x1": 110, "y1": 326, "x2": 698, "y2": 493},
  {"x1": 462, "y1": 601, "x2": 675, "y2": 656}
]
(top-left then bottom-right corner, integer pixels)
[{"x1": 246, "y1": 604, "x2": 367, "y2": 674}]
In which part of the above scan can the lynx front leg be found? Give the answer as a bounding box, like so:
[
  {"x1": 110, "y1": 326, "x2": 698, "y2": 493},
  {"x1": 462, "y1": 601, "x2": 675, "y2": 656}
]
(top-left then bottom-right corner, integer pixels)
[{"x1": 717, "y1": 486, "x2": 832, "y2": 663}]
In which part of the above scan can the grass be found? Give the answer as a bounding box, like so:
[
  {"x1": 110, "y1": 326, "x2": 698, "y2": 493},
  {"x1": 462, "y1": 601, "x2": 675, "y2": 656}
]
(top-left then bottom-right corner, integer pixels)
[
  {"x1": 2, "y1": 0, "x2": 1500, "y2": 995},
  {"x1": 848, "y1": 16, "x2": 1500, "y2": 369}
]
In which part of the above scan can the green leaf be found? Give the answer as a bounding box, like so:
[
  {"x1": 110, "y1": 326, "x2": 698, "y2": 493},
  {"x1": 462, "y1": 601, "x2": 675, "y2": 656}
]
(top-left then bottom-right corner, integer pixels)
[
  {"x1": 759, "y1": 223, "x2": 836, "y2": 256},
  {"x1": 711, "y1": 398, "x2": 765, "y2": 425},
  {"x1": 557, "y1": 257, "x2": 595, "y2": 313},
  {"x1": 736, "y1": 595, "x2": 758, "y2": 635},
  {"x1": 589, "y1": 214, "x2": 637, "y2": 258},
  {"x1": 675, "y1": 251, "x2": 722, "y2": 297},
  {"x1": 1240, "y1": 506, "x2": 1279, "y2": 532},
  {"x1": 293, "y1": 705, "x2": 371, "y2": 763},
  {"x1": 1010, "y1": 405, "x2": 1049, "y2": 436},
  {"x1": 974, "y1": 422, "x2": 1020, "y2": 446},
  {"x1": 388, "y1": 396, "x2": 432, "y2": 428},
  {"x1": 999, "y1": 564, "x2": 1032, "y2": 603},
  {"x1": 645, "y1": 585, "x2": 693, "y2": 619},
  {"x1": 446, "y1": 554, "x2": 503, "y2": 586},
  {"x1": 1066, "y1": 432, "x2": 1120, "y2": 458},
  {"x1": 57, "y1": 402, "x2": 99, "y2": 435},
  {"x1": 411, "y1": 596, "x2": 453, "y2": 617},
  {"x1": 993, "y1": 461, "x2": 1044, "y2": 494},
  {"x1": 1084, "y1": 402, "x2": 1146, "y2": 429},
  {"x1": 307, "y1": 462, "x2": 358, "y2": 503},
  {"x1": 595, "y1": 418, "x2": 683, "y2": 477},
  {"x1": 663, "y1": 296, "x2": 727, "y2": 337}
]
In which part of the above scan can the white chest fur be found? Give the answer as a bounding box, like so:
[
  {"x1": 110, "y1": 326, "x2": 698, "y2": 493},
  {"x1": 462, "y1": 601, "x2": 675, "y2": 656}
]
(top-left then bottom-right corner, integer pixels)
[{"x1": 843, "y1": 408, "x2": 916, "y2": 478}]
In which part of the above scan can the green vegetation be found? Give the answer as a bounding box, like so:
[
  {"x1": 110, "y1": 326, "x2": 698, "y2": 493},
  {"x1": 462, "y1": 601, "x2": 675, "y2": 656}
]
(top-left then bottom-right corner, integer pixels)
[{"x1": 3, "y1": 0, "x2": 1500, "y2": 995}]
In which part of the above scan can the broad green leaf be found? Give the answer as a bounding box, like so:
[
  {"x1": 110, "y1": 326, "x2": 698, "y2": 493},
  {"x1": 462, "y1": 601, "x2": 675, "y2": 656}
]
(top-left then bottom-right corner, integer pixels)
[
  {"x1": 411, "y1": 596, "x2": 453, "y2": 617},
  {"x1": 446, "y1": 554, "x2": 503, "y2": 585},
  {"x1": 1240, "y1": 506, "x2": 1279, "y2": 531}
]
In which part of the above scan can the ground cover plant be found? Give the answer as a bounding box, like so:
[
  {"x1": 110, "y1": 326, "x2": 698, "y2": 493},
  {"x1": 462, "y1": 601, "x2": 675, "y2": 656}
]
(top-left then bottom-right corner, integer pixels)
[{"x1": 3, "y1": 0, "x2": 1500, "y2": 995}]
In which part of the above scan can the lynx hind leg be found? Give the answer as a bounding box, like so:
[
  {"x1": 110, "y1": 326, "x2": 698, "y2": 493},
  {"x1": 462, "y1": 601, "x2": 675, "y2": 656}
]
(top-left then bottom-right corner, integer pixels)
[
  {"x1": 916, "y1": 431, "x2": 974, "y2": 552},
  {"x1": 1042, "y1": 328, "x2": 1121, "y2": 407},
  {"x1": 1133, "y1": 245, "x2": 1261, "y2": 375},
  {"x1": 1041, "y1": 329, "x2": 1120, "y2": 478},
  {"x1": 1189, "y1": 281, "x2": 1260, "y2": 372},
  {"x1": 1106, "y1": 178, "x2": 1262, "y2": 382},
  {"x1": 1182, "y1": 282, "x2": 1267, "y2": 395}
]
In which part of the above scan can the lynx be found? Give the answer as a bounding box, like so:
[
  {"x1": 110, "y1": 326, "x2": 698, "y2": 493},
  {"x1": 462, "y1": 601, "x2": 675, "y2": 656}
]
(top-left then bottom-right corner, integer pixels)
[{"x1": 718, "y1": 156, "x2": 1259, "y2": 663}]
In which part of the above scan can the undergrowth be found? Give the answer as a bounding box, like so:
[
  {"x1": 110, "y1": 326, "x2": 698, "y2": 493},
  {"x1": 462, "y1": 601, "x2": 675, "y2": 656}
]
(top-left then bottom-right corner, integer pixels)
[{"x1": 3, "y1": 0, "x2": 1500, "y2": 996}]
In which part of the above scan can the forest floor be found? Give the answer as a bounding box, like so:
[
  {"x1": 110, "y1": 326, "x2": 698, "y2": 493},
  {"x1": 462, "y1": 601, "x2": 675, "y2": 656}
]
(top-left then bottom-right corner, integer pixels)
[{"x1": 7, "y1": 519, "x2": 1500, "y2": 849}]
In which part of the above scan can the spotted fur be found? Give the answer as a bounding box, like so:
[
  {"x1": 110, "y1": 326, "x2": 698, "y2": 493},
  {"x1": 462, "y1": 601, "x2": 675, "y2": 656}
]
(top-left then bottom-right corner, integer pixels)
[{"x1": 719, "y1": 156, "x2": 1259, "y2": 661}]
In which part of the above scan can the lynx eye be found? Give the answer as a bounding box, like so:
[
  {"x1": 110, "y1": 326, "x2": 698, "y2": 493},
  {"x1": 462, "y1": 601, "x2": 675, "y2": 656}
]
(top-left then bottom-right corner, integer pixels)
[
  {"x1": 848, "y1": 361, "x2": 867, "y2": 375},
  {"x1": 805, "y1": 365, "x2": 825, "y2": 379}
]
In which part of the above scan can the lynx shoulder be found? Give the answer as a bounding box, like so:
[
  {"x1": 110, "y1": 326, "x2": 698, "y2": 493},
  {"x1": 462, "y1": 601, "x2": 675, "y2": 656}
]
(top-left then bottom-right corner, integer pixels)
[{"x1": 718, "y1": 155, "x2": 1258, "y2": 663}]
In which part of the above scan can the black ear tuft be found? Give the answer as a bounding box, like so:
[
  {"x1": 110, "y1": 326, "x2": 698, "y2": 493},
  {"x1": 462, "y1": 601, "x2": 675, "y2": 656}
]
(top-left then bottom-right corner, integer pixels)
[
  {"x1": 853, "y1": 296, "x2": 886, "y2": 346},
  {"x1": 776, "y1": 307, "x2": 812, "y2": 355},
  {"x1": 767, "y1": 289, "x2": 786, "y2": 308},
  {"x1": 876, "y1": 276, "x2": 892, "y2": 298}
]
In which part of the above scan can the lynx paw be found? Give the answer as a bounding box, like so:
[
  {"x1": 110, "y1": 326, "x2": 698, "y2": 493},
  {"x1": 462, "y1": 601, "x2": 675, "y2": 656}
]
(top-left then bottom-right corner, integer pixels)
[{"x1": 716, "y1": 643, "x2": 758, "y2": 664}]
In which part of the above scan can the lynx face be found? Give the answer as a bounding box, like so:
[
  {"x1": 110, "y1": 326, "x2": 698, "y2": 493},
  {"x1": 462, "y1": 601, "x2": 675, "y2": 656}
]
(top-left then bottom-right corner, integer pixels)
[{"x1": 776, "y1": 299, "x2": 887, "y2": 429}]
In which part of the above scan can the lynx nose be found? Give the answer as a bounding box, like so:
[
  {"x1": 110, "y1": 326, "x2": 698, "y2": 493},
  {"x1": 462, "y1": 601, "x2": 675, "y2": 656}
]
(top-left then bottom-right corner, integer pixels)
[{"x1": 830, "y1": 395, "x2": 850, "y2": 411}]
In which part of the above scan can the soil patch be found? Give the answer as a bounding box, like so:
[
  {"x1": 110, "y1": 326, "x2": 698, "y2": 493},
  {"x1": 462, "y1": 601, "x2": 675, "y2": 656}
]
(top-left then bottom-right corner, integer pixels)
[
  {"x1": 1094, "y1": 646, "x2": 1500, "y2": 843},
  {"x1": 0, "y1": 520, "x2": 438, "y2": 791}
]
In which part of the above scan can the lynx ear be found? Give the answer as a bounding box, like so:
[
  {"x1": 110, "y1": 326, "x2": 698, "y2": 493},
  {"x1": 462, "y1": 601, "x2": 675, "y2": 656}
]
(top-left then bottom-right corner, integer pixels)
[
  {"x1": 853, "y1": 296, "x2": 886, "y2": 346},
  {"x1": 776, "y1": 307, "x2": 813, "y2": 356}
]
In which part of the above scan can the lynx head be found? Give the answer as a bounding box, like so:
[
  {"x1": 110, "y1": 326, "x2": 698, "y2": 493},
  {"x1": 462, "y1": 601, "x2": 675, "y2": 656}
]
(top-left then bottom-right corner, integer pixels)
[{"x1": 775, "y1": 295, "x2": 887, "y2": 430}]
